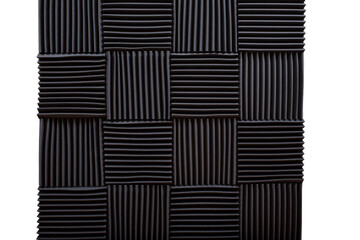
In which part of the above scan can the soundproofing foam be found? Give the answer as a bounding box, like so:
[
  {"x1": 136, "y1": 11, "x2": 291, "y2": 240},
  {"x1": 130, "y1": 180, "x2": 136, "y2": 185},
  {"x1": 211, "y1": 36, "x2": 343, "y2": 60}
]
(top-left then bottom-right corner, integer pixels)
[{"x1": 37, "y1": 0, "x2": 305, "y2": 239}]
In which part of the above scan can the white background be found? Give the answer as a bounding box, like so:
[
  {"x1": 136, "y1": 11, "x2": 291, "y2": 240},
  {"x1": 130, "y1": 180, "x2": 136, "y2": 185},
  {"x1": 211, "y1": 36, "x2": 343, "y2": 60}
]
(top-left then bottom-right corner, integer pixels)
[{"x1": 0, "y1": 0, "x2": 359, "y2": 239}]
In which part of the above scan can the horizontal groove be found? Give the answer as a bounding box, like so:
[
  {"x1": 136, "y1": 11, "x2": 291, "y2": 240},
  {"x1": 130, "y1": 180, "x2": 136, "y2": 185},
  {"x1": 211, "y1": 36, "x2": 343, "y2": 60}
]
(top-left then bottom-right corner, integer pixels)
[
  {"x1": 171, "y1": 54, "x2": 239, "y2": 117},
  {"x1": 38, "y1": 55, "x2": 106, "y2": 117},
  {"x1": 37, "y1": 187, "x2": 107, "y2": 240},
  {"x1": 37, "y1": 2, "x2": 305, "y2": 240},
  {"x1": 102, "y1": 1, "x2": 172, "y2": 50},
  {"x1": 237, "y1": 121, "x2": 304, "y2": 183},
  {"x1": 170, "y1": 186, "x2": 239, "y2": 239},
  {"x1": 238, "y1": 1, "x2": 305, "y2": 50},
  {"x1": 104, "y1": 121, "x2": 172, "y2": 184}
]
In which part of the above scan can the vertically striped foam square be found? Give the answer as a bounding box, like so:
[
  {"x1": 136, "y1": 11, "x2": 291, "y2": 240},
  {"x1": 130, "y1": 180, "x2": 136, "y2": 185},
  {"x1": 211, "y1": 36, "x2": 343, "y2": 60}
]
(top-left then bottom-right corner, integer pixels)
[
  {"x1": 239, "y1": 183, "x2": 302, "y2": 240},
  {"x1": 107, "y1": 185, "x2": 170, "y2": 240},
  {"x1": 39, "y1": 0, "x2": 103, "y2": 54},
  {"x1": 173, "y1": 0, "x2": 238, "y2": 52},
  {"x1": 106, "y1": 51, "x2": 170, "y2": 120},
  {"x1": 239, "y1": 52, "x2": 304, "y2": 120},
  {"x1": 39, "y1": 118, "x2": 104, "y2": 187},
  {"x1": 173, "y1": 118, "x2": 237, "y2": 185}
]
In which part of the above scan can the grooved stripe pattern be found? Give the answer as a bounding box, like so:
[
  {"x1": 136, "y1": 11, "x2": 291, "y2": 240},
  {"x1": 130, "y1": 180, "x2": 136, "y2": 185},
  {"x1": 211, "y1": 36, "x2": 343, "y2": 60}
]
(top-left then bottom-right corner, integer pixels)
[
  {"x1": 174, "y1": 118, "x2": 237, "y2": 185},
  {"x1": 171, "y1": 54, "x2": 239, "y2": 117},
  {"x1": 102, "y1": 0, "x2": 172, "y2": 50},
  {"x1": 108, "y1": 185, "x2": 170, "y2": 240},
  {"x1": 37, "y1": 187, "x2": 107, "y2": 240},
  {"x1": 38, "y1": 54, "x2": 106, "y2": 117},
  {"x1": 239, "y1": 52, "x2": 304, "y2": 120},
  {"x1": 239, "y1": 183, "x2": 302, "y2": 240},
  {"x1": 173, "y1": 0, "x2": 237, "y2": 52},
  {"x1": 103, "y1": 121, "x2": 173, "y2": 184},
  {"x1": 37, "y1": 0, "x2": 306, "y2": 239},
  {"x1": 238, "y1": 0, "x2": 306, "y2": 51},
  {"x1": 170, "y1": 186, "x2": 240, "y2": 239},
  {"x1": 237, "y1": 121, "x2": 304, "y2": 183},
  {"x1": 107, "y1": 51, "x2": 170, "y2": 120},
  {"x1": 39, "y1": 118, "x2": 104, "y2": 187},
  {"x1": 39, "y1": 0, "x2": 103, "y2": 54}
]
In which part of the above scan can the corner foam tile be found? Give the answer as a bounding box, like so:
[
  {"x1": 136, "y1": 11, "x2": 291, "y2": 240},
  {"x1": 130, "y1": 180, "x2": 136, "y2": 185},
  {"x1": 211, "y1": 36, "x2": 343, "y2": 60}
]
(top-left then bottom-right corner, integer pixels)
[{"x1": 37, "y1": 0, "x2": 305, "y2": 239}]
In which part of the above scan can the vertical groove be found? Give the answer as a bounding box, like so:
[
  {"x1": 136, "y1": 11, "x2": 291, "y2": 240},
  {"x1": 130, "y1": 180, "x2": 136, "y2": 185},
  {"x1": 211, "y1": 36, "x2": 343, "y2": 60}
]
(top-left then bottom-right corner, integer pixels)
[
  {"x1": 108, "y1": 185, "x2": 169, "y2": 240},
  {"x1": 39, "y1": 118, "x2": 103, "y2": 187},
  {"x1": 173, "y1": 0, "x2": 237, "y2": 52},
  {"x1": 239, "y1": 52, "x2": 303, "y2": 120},
  {"x1": 107, "y1": 51, "x2": 170, "y2": 120},
  {"x1": 241, "y1": 183, "x2": 302, "y2": 240},
  {"x1": 39, "y1": 0, "x2": 102, "y2": 53},
  {"x1": 38, "y1": 1, "x2": 305, "y2": 239},
  {"x1": 174, "y1": 118, "x2": 236, "y2": 185}
]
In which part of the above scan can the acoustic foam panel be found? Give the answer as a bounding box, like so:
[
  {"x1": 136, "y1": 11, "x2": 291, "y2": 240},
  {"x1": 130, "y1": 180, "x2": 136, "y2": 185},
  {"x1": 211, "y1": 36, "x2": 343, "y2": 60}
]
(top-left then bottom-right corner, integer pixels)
[{"x1": 37, "y1": 0, "x2": 305, "y2": 239}]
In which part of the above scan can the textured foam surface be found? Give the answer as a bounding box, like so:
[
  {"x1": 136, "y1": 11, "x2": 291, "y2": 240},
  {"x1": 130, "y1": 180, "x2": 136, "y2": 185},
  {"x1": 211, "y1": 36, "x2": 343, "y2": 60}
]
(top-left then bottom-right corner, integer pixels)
[{"x1": 37, "y1": 0, "x2": 305, "y2": 239}]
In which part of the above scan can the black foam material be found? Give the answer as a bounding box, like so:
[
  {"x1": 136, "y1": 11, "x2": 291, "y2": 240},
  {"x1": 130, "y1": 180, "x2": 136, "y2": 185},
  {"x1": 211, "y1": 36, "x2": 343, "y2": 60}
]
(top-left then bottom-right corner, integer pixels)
[{"x1": 37, "y1": 0, "x2": 305, "y2": 239}]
